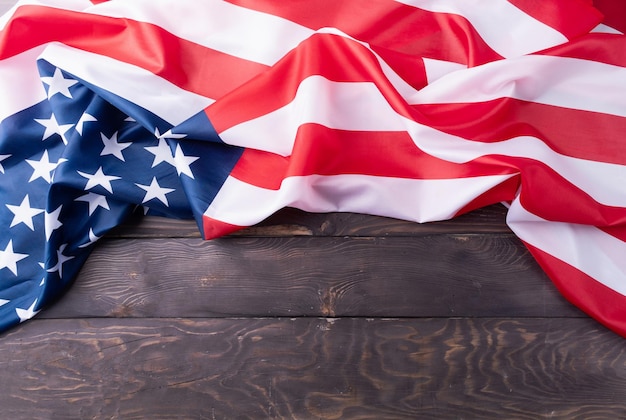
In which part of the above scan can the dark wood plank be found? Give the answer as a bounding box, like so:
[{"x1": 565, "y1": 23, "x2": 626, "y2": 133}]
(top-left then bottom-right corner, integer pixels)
[
  {"x1": 41, "y1": 235, "x2": 583, "y2": 319},
  {"x1": 1, "y1": 317, "x2": 623, "y2": 419},
  {"x1": 109, "y1": 204, "x2": 512, "y2": 238}
]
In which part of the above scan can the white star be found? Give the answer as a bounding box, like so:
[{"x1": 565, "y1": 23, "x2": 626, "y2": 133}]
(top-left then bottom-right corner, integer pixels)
[
  {"x1": 0, "y1": 240, "x2": 28, "y2": 276},
  {"x1": 124, "y1": 116, "x2": 136, "y2": 122},
  {"x1": 0, "y1": 299, "x2": 8, "y2": 307},
  {"x1": 26, "y1": 150, "x2": 65, "y2": 183},
  {"x1": 145, "y1": 137, "x2": 175, "y2": 168},
  {"x1": 16, "y1": 299, "x2": 40, "y2": 323},
  {"x1": 100, "y1": 131, "x2": 131, "y2": 161},
  {"x1": 173, "y1": 144, "x2": 199, "y2": 179},
  {"x1": 45, "y1": 205, "x2": 63, "y2": 240},
  {"x1": 77, "y1": 166, "x2": 120, "y2": 193},
  {"x1": 75, "y1": 112, "x2": 97, "y2": 136},
  {"x1": 136, "y1": 177, "x2": 175, "y2": 206},
  {"x1": 47, "y1": 244, "x2": 74, "y2": 279},
  {"x1": 0, "y1": 154, "x2": 10, "y2": 174},
  {"x1": 40, "y1": 68, "x2": 78, "y2": 99},
  {"x1": 156, "y1": 127, "x2": 187, "y2": 140},
  {"x1": 75, "y1": 192, "x2": 110, "y2": 215},
  {"x1": 34, "y1": 113, "x2": 74, "y2": 144},
  {"x1": 37, "y1": 263, "x2": 45, "y2": 286},
  {"x1": 6, "y1": 195, "x2": 44, "y2": 230},
  {"x1": 79, "y1": 228, "x2": 101, "y2": 249}
]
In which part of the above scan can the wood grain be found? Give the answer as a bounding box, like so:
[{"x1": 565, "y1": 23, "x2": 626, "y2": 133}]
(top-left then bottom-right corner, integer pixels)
[
  {"x1": 109, "y1": 204, "x2": 512, "y2": 239},
  {"x1": 0, "y1": 317, "x2": 623, "y2": 419},
  {"x1": 40, "y1": 234, "x2": 583, "y2": 320}
]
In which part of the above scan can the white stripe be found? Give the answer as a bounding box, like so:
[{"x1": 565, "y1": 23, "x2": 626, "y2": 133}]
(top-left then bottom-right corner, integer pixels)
[
  {"x1": 406, "y1": 126, "x2": 626, "y2": 208},
  {"x1": 315, "y1": 28, "x2": 421, "y2": 107},
  {"x1": 38, "y1": 43, "x2": 213, "y2": 125},
  {"x1": 412, "y1": 54, "x2": 626, "y2": 118},
  {"x1": 422, "y1": 58, "x2": 466, "y2": 84},
  {"x1": 219, "y1": 75, "x2": 407, "y2": 156},
  {"x1": 219, "y1": 74, "x2": 626, "y2": 208},
  {"x1": 507, "y1": 199, "x2": 626, "y2": 297},
  {"x1": 394, "y1": 0, "x2": 567, "y2": 57},
  {"x1": 0, "y1": 46, "x2": 46, "y2": 123},
  {"x1": 591, "y1": 24, "x2": 623, "y2": 35},
  {"x1": 87, "y1": 0, "x2": 315, "y2": 66},
  {"x1": 205, "y1": 173, "x2": 515, "y2": 227},
  {"x1": 0, "y1": 0, "x2": 91, "y2": 30}
]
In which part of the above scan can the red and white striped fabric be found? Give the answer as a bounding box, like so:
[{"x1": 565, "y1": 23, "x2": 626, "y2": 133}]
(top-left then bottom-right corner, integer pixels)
[{"x1": 2, "y1": 0, "x2": 626, "y2": 336}]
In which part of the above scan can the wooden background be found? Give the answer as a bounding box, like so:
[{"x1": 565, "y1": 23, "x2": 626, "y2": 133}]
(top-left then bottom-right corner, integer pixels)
[
  {"x1": 3, "y1": 205, "x2": 626, "y2": 419},
  {"x1": 1, "y1": 1, "x2": 625, "y2": 419}
]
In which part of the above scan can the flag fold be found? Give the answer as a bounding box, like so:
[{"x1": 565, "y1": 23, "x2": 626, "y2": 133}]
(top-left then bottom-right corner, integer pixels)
[{"x1": 0, "y1": 0, "x2": 625, "y2": 336}]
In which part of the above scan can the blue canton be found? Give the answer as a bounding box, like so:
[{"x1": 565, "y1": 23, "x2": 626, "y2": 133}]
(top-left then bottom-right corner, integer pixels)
[{"x1": 0, "y1": 59, "x2": 242, "y2": 331}]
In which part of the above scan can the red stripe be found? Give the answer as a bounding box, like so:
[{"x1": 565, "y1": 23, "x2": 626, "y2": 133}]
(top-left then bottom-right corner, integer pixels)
[
  {"x1": 287, "y1": 125, "x2": 515, "y2": 180},
  {"x1": 413, "y1": 99, "x2": 626, "y2": 166},
  {"x1": 523, "y1": 241, "x2": 626, "y2": 337},
  {"x1": 508, "y1": 0, "x2": 602, "y2": 40},
  {"x1": 204, "y1": 30, "x2": 626, "y2": 229},
  {"x1": 453, "y1": 175, "x2": 519, "y2": 217},
  {"x1": 207, "y1": 32, "x2": 415, "y2": 134},
  {"x1": 600, "y1": 225, "x2": 626, "y2": 243},
  {"x1": 202, "y1": 216, "x2": 244, "y2": 240},
  {"x1": 225, "y1": 0, "x2": 503, "y2": 66},
  {"x1": 225, "y1": 131, "x2": 626, "y2": 230},
  {"x1": 369, "y1": 44, "x2": 428, "y2": 92},
  {"x1": 505, "y1": 156, "x2": 626, "y2": 227},
  {"x1": 229, "y1": 148, "x2": 288, "y2": 191},
  {"x1": 1, "y1": 5, "x2": 268, "y2": 99},
  {"x1": 594, "y1": 0, "x2": 626, "y2": 33},
  {"x1": 233, "y1": 131, "x2": 626, "y2": 228},
  {"x1": 209, "y1": 33, "x2": 626, "y2": 168},
  {"x1": 539, "y1": 32, "x2": 626, "y2": 68},
  {"x1": 230, "y1": 124, "x2": 519, "y2": 190}
]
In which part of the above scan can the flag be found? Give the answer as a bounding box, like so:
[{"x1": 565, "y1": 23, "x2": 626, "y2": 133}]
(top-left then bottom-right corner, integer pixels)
[{"x1": 0, "y1": 0, "x2": 625, "y2": 336}]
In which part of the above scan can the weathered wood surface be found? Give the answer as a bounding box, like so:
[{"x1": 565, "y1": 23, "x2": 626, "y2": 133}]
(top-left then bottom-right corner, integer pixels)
[
  {"x1": 2, "y1": 317, "x2": 625, "y2": 419},
  {"x1": 47, "y1": 204, "x2": 585, "y2": 322},
  {"x1": 42, "y1": 233, "x2": 582, "y2": 319},
  {"x1": 110, "y1": 204, "x2": 513, "y2": 238},
  {"x1": 3, "y1": 207, "x2": 623, "y2": 420}
]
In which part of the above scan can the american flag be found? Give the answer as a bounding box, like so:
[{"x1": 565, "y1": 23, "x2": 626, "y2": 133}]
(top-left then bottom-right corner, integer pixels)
[{"x1": 0, "y1": 0, "x2": 625, "y2": 336}]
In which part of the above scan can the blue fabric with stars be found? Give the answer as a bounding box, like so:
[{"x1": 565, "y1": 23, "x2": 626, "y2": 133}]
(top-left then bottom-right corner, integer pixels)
[{"x1": 0, "y1": 59, "x2": 243, "y2": 332}]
